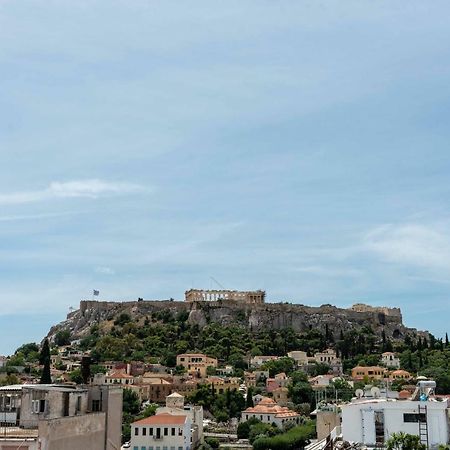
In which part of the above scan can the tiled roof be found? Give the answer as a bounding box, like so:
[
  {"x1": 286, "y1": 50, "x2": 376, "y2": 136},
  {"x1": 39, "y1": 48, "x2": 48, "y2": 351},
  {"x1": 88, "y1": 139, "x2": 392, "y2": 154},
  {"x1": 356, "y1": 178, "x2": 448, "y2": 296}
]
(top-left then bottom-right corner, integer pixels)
[
  {"x1": 244, "y1": 397, "x2": 299, "y2": 418},
  {"x1": 133, "y1": 413, "x2": 187, "y2": 426}
]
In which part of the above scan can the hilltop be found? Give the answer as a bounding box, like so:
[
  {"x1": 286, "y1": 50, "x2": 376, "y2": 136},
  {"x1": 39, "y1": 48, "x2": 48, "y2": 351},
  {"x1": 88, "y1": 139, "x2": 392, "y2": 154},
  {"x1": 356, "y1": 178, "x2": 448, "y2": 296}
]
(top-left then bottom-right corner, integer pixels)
[{"x1": 47, "y1": 290, "x2": 426, "y2": 345}]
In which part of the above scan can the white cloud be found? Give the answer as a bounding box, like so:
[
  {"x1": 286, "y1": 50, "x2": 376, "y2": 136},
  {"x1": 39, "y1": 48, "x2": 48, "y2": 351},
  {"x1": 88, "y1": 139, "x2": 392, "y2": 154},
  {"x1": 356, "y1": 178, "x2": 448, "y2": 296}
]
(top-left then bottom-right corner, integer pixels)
[
  {"x1": 363, "y1": 223, "x2": 450, "y2": 272},
  {"x1": 95, "y1": 266, "x2": 115, "y2": 275},
  {"x1": 0, "y1": 179, "x2": 147, "y2": 205}
]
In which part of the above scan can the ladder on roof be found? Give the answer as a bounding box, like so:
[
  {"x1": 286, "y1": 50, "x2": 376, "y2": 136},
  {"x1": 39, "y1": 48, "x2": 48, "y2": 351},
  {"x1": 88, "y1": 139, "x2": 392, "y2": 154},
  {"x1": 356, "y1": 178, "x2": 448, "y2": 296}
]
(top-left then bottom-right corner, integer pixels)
[{"x1": 418, "y1": 404, "x2": 428, "y2": 449}]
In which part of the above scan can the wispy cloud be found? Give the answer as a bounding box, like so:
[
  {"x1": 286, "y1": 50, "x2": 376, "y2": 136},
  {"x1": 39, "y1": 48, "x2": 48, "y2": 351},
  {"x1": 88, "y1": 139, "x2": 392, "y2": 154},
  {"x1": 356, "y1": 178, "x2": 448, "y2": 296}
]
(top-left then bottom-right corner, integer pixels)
[
  {"x1": 363, "y1": 223, "x2": 450, "y2": 272},
  {"x1": 0, "y1": 179, "x2": 147, "y2": 205},
  {"x1": 95, "y1": 266, "x2": 115, "y2": 275}
]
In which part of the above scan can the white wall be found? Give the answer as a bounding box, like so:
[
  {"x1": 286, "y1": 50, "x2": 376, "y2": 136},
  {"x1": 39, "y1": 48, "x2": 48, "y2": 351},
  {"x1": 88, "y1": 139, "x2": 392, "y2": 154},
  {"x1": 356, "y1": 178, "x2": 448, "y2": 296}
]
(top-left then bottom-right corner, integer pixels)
[{"x1": 342, "y1": 400, "x2": 449, "y2": 448}]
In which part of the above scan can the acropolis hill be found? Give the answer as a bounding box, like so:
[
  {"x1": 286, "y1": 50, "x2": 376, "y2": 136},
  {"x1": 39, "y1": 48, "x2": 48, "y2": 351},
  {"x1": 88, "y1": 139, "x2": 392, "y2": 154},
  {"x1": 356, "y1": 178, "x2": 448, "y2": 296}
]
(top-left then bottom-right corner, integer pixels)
[{"x1": 47, "y1": 289, "x2": 426, "y2": 342}]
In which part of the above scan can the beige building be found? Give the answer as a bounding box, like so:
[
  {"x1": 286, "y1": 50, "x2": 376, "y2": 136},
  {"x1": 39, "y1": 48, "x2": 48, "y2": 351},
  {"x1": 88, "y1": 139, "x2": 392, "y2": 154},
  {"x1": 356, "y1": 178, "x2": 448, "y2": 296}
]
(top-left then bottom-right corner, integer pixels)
[
  {"x1": 351, "y1": 366, "x2": 387, "y2": 381},
  {"x1": 390, "y1": 369, "x2": 411, "y2": 380},
  {"x1": 176, "y1": 353, "x2": 218, "y2": 378},
  {"x1": 185, "y1": 288, "x2": 265, "y2": 304},
  {"x1": 205, "y1": 376, "x2": 241, "y2": 394},
  {"x1": 241, "y1": 397, "x2": 301, "y2": 428},
  {"x1": 250, "y1": 355, "x2": 279, "y2": 368},
  {"x1": 287, "y1": 351, "x2": 308, "y2": 366},
  {"x1": 0, "y1": 384, "x2": 122, "y2": 450}
]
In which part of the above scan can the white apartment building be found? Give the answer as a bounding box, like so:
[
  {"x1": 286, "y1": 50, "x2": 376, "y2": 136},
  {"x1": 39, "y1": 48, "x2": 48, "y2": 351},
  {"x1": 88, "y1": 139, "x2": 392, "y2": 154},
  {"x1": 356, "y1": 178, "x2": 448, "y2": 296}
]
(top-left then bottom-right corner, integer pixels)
[
  {"x1": 381, "y1": 352, "x2": 401, "y2": 369},
  {"x1": 341, "y1": 397, "x2": 449, "y2": 448},
  {"x1": 131, "y1": 413, "x2": 192, "y2": 450}
]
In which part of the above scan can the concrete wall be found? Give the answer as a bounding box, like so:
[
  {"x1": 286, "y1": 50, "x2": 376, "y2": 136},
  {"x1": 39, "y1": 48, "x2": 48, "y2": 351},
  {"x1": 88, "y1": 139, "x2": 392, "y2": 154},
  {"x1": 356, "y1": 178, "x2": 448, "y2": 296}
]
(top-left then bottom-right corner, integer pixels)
[
  {"x1": 342, "y1": 400, "x2": 449, "y2": 448},
  {"x1": 316, "y1": 410, "x2": 341, "y2": 441},
  {"x1": 38, "y1": 413, "x2": 106, "y2": 450}
]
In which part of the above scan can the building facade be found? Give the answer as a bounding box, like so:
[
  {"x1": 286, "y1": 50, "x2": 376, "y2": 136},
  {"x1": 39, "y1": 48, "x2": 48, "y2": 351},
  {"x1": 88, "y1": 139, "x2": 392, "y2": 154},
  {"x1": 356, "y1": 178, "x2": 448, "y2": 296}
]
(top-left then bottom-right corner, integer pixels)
[
  {"x1": 176, "y1": 354, "x2": 218, "y2": 378},
  {"x1": 131, "y1": 413, "x2": 192, "y2": 450}
]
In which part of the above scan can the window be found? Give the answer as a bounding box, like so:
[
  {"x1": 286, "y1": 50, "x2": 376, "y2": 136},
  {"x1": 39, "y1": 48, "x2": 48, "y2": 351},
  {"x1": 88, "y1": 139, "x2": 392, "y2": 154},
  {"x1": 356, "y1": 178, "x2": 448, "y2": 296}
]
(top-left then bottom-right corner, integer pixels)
[
  {"x1": 133, "y1": 447, "x2": 139, "y2": 450},
  {"x1": 142, "y1": 447, "x2": 146, "y2": 450},
  {"x1": 150, "y1": 427, "x2": 153, "y2": 436},
  {"x1": 92, "y1": 399, "x2": 101, "y2": 412},
  {"x1": 164, "y1": 428, "x2": 168, "y2": 436},
  {"x1": 171, "y1": 428, "x2": 175, "y2": 436},
  {"x1": 404, "y1": 413, "x2": 426, "y2": 423},
  {"x1": 135, "y1": 427, "x2": 139, "y2": 436},
  {"x1": 143, "y1": 427, "x2": 147, "y2": 436},
  {"x1": 163, "y1": 447, "x2": 168, "y2": 450},
  {"x1": 178, "y1": 428, "x2": 183, "y2": 436}
]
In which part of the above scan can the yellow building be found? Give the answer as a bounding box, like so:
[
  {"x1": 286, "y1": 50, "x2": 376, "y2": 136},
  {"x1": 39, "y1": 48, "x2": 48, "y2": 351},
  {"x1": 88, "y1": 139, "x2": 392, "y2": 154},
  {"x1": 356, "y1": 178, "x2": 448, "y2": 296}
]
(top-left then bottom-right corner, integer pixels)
[
  {"x1": 176, "y1": 353, "x2": 218, "y2": 378},
  {"x1": 351, "y1": 366, "x2": 387, "y2": 381}
]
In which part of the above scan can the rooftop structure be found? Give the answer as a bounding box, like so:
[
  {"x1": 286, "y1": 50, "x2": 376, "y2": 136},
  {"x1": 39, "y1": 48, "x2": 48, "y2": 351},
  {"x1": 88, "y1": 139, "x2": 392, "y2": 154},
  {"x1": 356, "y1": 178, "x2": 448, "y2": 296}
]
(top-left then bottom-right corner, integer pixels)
[
  {"x1": 0, "y1": 383, "x2": 122, "y2": 450},
  {"x1": 241, "y1": 397, "x2": 301, "y2": 428},
  {"x1": 185, "y1": 288, "x2": 265, "y2": 304}
]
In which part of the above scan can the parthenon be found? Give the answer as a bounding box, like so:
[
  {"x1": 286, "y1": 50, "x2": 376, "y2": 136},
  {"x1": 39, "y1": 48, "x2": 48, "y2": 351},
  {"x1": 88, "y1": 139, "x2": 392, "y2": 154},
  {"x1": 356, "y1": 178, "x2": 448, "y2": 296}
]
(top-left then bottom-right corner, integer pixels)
[{"x1": 185, "y1": 289, "x2": 265, "y2": 305}]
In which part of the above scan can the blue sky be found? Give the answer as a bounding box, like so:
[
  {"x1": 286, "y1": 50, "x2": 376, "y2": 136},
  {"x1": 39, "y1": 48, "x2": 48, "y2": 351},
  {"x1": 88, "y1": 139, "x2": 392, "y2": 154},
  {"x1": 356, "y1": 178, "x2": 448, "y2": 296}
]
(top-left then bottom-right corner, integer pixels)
[{"x1": 1, "y1": 1, "x2": 450, "y2": 355}]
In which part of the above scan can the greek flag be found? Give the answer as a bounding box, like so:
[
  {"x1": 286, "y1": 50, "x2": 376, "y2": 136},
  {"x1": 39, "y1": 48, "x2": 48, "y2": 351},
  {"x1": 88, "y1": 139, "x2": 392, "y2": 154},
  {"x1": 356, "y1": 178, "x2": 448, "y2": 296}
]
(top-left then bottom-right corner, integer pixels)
[{"x1": 93, "y1": 289, "x2": 100, "y2": 296}]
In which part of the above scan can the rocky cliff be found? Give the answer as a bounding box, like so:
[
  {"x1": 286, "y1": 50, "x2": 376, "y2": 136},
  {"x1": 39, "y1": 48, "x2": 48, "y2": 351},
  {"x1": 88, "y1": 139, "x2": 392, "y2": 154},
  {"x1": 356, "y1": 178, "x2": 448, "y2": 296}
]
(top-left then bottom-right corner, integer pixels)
[{"x1": 47, "y1": 298, "x2": 425, "y2": 342}]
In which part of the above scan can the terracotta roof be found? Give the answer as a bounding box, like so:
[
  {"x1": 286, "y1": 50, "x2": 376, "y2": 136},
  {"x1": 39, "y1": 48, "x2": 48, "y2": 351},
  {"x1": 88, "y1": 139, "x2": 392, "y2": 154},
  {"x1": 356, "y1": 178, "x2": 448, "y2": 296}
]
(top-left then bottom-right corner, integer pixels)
[
  {"x1": 133, "y1": 413, "x2": 187, "y2": 426},
  {"x1": 107, "y1": 372, "x2": 133, "y2": 379},
  {"x1": 244, "y1": 396, "x2": 299, "y2": 418}
]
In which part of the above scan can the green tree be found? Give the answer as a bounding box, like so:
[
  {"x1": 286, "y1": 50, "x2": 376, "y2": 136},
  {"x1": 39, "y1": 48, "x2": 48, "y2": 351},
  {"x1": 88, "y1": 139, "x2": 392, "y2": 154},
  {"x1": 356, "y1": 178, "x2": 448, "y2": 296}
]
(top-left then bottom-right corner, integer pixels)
[
  {"x1": 386, "y1": 432, "x2": 426, "y2": 450},
  {"x1": 54, "y1": 330, "x2": 71, "y2": 346},
  {"x1": 39, "y1": 338, "x2": 52, "y2": 384}
]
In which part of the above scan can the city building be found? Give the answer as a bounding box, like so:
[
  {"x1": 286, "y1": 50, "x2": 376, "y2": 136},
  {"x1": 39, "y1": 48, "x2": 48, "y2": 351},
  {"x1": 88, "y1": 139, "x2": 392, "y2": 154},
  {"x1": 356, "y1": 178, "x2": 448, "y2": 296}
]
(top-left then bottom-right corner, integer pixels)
[
  {"x1": 250, "y1": 355, "x2": 279, "y2": 368},
  {"x1": 241, "y1": 397, "x2": 301, "y2": 428},
  {"x1": 131, "y1": 413, "x2": 192, "y2": 450},
  {"x1": 176, "y1": 354, "x2": 218, "y2": 378},
  {"x1": 0, "y1": 383, "x2": 122, "y2": 450},
  {"x1": 381, "y1": 352, "x2": 401, "y2": 369},
  {"x1": 266, "y1": 372, "x2": 289, "y2": 393},
  {"x1": 390, "y1": 369, "x2": 412, "y2": 380},
  {"x1": 341, "y1": 386, "x2": 449, "y2": 448},
  {"x1": 351, "y1": 366, "x2": 387, "y2": 381},
  {"x1": 287, "y1": 351, "x2": 308, "y2": 366},
  {"x1": 314, "y1": 349, "x2": 343, "y2": 375},
  {"x1": 156, "y1": 392, "x2": 203, "y2": 447}
]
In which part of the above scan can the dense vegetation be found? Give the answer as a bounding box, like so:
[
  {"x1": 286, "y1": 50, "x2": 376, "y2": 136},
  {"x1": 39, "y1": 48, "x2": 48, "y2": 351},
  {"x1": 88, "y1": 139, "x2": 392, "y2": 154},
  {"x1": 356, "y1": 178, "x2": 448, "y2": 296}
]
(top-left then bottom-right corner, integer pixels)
[{"x1": 237, "y1": 417, "x2": 315, "y2": 450}]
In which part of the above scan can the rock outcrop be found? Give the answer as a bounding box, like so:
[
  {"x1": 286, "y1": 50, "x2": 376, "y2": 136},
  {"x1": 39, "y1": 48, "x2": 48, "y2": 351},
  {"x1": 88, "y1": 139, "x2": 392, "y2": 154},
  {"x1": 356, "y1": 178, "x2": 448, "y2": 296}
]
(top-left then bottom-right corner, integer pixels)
[{"x1": 47, "y1": 298, "x2": 425, "y2": 343}]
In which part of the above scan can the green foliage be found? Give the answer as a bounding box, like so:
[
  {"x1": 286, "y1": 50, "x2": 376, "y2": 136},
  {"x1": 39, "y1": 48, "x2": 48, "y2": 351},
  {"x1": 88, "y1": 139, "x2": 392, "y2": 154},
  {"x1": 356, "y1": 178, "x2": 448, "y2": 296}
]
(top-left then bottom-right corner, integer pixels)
[
  {"x1": 386, "y1": 432, "x2": 426, "y2": 450},
  {"x1": 204, "y1": 437, "x2": 220, "y2": 449},
  {"x1": 69, "y1": 368, "x2": 83, "y2": 384},
  {"x1": 187, "y1": 384, "x2": 245, "y2": 422},
  {"x1": 288, "y1": 371, "x2": 314, "y2": 407},
  {"x1": 252, "y1": 421, "x2": 315, "y2": 450},
  {"x1": 237, "y1": 421, "x2": 251, "y2": 439},
  {"x1": 262, "y1": 357, "x2": 295, "y2": 377},
  {"x1": 54, "y1": 330, "x2": 71, "y2": 346},
  {"x1": 0, "y1": 373, "x2": 20, "y2": 386},
  {"x1": 122, "y1": 388, "x2": 141, "y2": 442},
  {"x1": 114, "y1": 313, "x2": 132, "y2": 326},
  {"x1": 39, "y1": 339, "x2": 52, "y2": 384}
]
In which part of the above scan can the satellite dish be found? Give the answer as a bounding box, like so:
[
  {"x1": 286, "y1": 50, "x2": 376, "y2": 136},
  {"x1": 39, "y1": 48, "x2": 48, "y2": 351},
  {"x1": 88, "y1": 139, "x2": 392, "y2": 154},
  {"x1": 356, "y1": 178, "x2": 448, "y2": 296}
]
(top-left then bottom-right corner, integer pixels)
[
  {"x1": 355, "y1": 389, "x2": 364, "y2": 398},
  {"x1": 371, "y1": 387, "x2": 381, "y2": 398}
]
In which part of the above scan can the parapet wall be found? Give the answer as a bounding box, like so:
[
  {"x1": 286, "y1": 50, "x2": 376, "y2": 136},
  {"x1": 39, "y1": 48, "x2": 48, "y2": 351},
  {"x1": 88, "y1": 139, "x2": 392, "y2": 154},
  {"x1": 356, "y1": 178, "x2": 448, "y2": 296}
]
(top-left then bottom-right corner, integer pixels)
[{"x1": 350, "y1": 303, "x2": 402, "y2": 320}]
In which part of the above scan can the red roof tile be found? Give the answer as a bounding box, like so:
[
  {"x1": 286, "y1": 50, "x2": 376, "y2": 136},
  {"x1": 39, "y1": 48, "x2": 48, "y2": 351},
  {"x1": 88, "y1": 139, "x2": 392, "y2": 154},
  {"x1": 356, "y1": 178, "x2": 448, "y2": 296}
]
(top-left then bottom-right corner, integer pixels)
[{"x1": 133, "y1": 413, "x2": 187, "y2": 426}]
